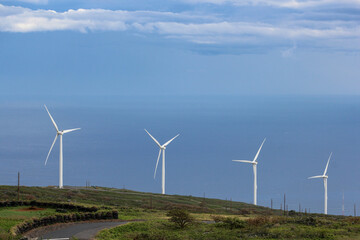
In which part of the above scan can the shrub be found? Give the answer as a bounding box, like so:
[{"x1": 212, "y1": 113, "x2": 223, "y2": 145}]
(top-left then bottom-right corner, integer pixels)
[
  {"x1": 166, "y1": 209, "x2": 194, "y2": 228},
  {"x1": 247, "y1": 216, "x2": 270, "y2": 227},
  {"x1": 211, "y1": 215, "x2": 225, "y2": 223},
  {"x1": 289, "y1": 210, "x2": 297, "y2": 216},
  {"x1": 295, "y1": 216, "x2": 317, "y2": 226},
  {"x1": 221, "y1": 217, "x2": 246, "y2": 229},
  {"x1": 347, "y1": 217, "x2": 360, "y2": 224},
  {"x1": 56, "y1": 208, "x2": 69, "y2": 213}
]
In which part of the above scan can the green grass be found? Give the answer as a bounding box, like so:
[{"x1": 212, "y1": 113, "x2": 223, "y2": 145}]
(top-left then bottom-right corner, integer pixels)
[
  {"x1": 0, "y1": 185, "x2": 277, "y2": 239},
  {"x1": 0, "y1": 185, "x2": 275, "y2": 216},
  {"x1": 0, "y1": 206, "x2": 57, "y2": 220},
  {"x1": 96, "y1": 216, "x2": 360, "y2": 240},
  {"x1": 3, "y1": 185, "x2": 358, "y2": 240},
  {"x1": 0, "y1": 206, "x2": 58, "y2": 239}
]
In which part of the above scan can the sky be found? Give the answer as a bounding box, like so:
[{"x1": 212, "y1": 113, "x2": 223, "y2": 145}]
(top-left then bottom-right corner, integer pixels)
[
  {"x1": 1, "y1": 0, "x2": 360, "y2": 215},
  {"x1": 0, "y1": 0, "x2": 360, "y2": 95}
]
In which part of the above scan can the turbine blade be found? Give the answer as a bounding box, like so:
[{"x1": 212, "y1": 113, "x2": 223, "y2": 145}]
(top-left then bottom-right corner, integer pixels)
[
  {"x1": 253, "y1": 138, "x2": 266, "y2": 162},
  {"x1": 45, "y1": 134, "x2": 58, "y2": 165},
  {"x1": 144, "y1": 129, "x2": 161, "y2": 148},
  {"x1": 44, "y1": 105, "x2": 59, "y2": 132},
  {"x1": 308, "y1": 175, "x2": 323, "y2": 179},
  {"x1": 154, "y1": 149, "x2": 162, "y2": 179},
  {"x1": 323, "y1": 152, "x2": 332, "y2": 176},
  {"x1": 232, "y1": 160, "x2": 253, "y2": 164},
  {"x1": 63, "y1": 128, "x2": 81, "y2": 134},
  {"x1": 163, "y1": 134, "x2": 180, "y2": 147}
]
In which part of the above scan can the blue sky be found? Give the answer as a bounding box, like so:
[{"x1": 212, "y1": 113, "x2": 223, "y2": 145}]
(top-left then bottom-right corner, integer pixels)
[{"x1": 0, "y1": 0, "x2": 360, "y2": 95}]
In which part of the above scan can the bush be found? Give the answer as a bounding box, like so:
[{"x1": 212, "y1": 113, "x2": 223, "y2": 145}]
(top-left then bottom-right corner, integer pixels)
[
  {"x1": 247, "y1": 216, "x2": 270, "y2": 227},
  {"x1": 56, "y1": 208, "x2": 69, "y2": 213},
  {"x1": 211, "y1": 215, "x2": 225, "y2": 223},
  {"x1": 220, "y1": 217, "x2": 246, "y2": 229},
  {"x1": 166, "y1": 209, "x2": 194, "y2": 228},
  {"x1": 296, "y1": 216, "x2": 317, "y2": 226}
]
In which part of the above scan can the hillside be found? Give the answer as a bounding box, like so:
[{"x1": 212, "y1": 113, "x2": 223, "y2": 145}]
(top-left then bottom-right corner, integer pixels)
[
  {"x1": 1, "y1": 186, "x2": 360, "y2": 239},
  {"x1": 0, "y1": 185, "x2": 274, "y2": 215}
]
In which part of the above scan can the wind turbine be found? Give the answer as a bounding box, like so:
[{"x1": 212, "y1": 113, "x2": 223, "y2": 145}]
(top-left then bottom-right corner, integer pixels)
[
  {"x1": 145, "y1": 129, "x2": 179, "y2": 195},
  {"x1": 308, "y1": 152, "x2": 332, "y2": 215},
  {"x1": 233, "y1": 138, "x2": 266, "y2": 205},
  {"x1": 44, "y1": 105, "x2": 80, "y2": 189}
]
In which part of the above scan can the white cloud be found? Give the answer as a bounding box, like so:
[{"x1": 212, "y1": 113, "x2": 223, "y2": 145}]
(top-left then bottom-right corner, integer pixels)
[
  {"x1": 181, "y1": 0, "x2": 360, "y2": 9},
  {"x1": 0, "y1": 0, "x2": 48, "y2": 4},
  {"x1": 0, "y1": 3, "x2": 359, "y2": 51}
]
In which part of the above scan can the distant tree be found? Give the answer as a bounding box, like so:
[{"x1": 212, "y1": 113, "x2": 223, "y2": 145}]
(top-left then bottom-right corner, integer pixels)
[{"x1": 167, "y1": 209, "x2": 194, "y2": 228}]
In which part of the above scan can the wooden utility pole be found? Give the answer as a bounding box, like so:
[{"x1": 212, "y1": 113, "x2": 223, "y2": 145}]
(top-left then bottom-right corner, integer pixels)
[
  {"x1": 271, "y1": 199, "x2": 273, "y2": 210},
  {"x1": 283, "y1": 194, "x2": 286, "y2": 216},
  {"x1": 17, "y1": 172, "x2": 20, "y2": 201}
]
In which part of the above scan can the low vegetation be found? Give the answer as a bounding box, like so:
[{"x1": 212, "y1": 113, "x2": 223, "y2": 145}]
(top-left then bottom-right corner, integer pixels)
[
  {"x1": 97, "y1": 215, "x2": 360, "y2": 240},
  {"x1": 0, "y1": 186, "x2": 359, "y2": 239},
  {"x1": 0, "y1": 199, "x2": 118, "y2": 239},
  {"x1": 167, "y1": 209, "x2": 194, "y2": 228}
]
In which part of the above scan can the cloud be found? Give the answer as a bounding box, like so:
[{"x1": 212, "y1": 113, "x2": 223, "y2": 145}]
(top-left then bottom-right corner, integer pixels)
[
  {"x1": 0, "y1": 3, "x2": 359, "y2": 52},
  {"x1": 180, "y1": 0, "x2": 360, "y2": 9},
  {"x1": 1, "y1": 0, "x2": 48, "y2": 4}
]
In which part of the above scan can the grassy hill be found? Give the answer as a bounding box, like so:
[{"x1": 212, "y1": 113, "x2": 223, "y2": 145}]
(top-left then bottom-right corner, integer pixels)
[
  {"x1": 2, "y1": 185, "x2": 359, "y2": 240},
  {"x1": 0, "y1": 185, "x2": 275, "y2": 215}
]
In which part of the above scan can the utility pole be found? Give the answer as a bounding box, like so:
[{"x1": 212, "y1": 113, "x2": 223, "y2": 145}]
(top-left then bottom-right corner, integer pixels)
[
  {"x1": 342, "y1": 191, "x2": 345, "y2": 216},
  {"x1": 17, "y1": 172, "x2": 20, "y2": 201},
  {"x1": 283, "y1": 194, "x2": 286, "y2": 216},
  {"x1": 354, "y1": 203, "x2": 356, "y2": 217},
  {"x1": 271, "y1": 199, "x2": 273, "y2": 210}
]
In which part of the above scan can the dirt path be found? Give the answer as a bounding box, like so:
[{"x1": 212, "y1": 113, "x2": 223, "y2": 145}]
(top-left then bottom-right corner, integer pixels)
[{"x1": 25, "y1": 220, "x2": 129, "y2": 240}]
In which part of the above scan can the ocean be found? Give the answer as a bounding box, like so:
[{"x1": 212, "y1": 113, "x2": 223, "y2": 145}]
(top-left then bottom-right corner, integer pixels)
[{"x1": 0, "y1": 95, "x2": 359, "y2": 215}]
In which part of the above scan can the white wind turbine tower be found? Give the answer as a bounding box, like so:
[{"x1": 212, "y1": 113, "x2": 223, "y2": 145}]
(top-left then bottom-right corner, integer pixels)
[
  {"x1": 145, "y1": 129, "x2": 179, "y2": 195},
  {"x1": 44, "y1": 105, "x2": 80, "y2": 189},
  {"x1": 232, "y1": 138, "x2": 266, "y2": 205},
  {"x1": 308, "y1": 152, "x2": 332, "y2": 215}
]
